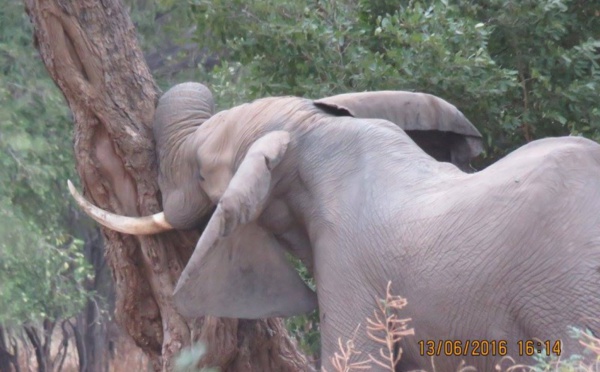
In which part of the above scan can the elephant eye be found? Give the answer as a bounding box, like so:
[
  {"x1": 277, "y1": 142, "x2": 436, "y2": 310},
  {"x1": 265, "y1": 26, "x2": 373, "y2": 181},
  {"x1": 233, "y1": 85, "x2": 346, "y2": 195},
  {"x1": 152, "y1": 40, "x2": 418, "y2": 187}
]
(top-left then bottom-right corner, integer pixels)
[{"x1": 198, "y1": 172, "x2": 205, "y2": 182}]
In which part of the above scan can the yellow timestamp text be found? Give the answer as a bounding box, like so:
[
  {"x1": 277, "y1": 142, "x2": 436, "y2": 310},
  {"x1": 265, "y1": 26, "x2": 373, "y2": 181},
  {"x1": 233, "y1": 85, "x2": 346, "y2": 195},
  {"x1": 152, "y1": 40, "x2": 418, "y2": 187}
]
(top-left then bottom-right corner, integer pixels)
[
  {"x1": 418, "y1": 339, "x2": 562, "y2": 357},
  {"x1": 419, "y1": 340, "x2": 508, "y2": 357},
  {"x1": 517, "y1": 340, "x2": 562, "y2": 356}
]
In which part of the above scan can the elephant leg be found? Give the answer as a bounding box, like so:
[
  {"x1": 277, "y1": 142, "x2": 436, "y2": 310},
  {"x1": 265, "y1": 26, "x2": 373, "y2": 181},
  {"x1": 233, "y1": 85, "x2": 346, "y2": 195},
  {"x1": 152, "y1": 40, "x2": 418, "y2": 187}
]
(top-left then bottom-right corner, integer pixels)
[
  {"x1": 319, "y1": 302, "x2": 371, "y2": 370},
  {"x1": 318, "y1": 289, "x2": 398, "y2": 371}
]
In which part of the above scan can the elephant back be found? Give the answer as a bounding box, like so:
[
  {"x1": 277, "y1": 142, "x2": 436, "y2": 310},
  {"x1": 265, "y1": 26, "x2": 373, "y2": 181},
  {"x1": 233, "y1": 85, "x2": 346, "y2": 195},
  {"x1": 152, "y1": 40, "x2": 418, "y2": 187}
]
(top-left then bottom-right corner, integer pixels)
[{"x1": 314, "y1": 91, "x2": 483, "y2": 171}]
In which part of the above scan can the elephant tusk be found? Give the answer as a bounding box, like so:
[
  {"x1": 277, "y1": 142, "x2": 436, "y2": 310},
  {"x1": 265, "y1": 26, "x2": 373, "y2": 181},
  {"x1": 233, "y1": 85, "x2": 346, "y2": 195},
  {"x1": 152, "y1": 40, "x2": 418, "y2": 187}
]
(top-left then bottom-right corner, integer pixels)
[{"x1": 67, "y1": 180, "x2": 174, "y2": 235}]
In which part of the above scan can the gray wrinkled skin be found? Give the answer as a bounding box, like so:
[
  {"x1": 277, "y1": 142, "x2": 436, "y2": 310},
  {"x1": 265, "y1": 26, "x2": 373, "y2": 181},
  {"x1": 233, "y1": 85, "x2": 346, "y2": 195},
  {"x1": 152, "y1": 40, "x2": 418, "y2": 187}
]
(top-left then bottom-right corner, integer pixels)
[
  {"x1": 155, "y1": 83, "x2": 600, "y2": 371},
  {"x1": 153, "y1": 82, "x2": 215, "y2": 229},
  {"x1": 154, "y1": 85, "x2": 483, "y2": 230}
]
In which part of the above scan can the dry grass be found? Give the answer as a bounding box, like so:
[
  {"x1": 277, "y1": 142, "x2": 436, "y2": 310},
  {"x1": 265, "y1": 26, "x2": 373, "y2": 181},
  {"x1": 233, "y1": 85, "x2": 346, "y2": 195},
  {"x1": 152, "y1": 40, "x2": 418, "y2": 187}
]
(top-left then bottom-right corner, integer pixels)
[
  {"x1": 325, "y1": 281, "x2": 415, "y2": 372},
  {"x1": 329, "y1": 338, "x2": 371, "y2": 371},
  {"x1": 366, "y1": 281, "x2": 415, "y2": 370}
]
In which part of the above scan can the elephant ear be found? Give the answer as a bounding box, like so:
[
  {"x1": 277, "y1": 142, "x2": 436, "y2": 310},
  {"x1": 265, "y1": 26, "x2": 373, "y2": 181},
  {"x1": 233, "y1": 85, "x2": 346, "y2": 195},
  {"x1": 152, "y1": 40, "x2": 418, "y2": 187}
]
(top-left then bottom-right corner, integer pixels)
[
  {"x1": 173, "y1": 131, "x2": 318, "y2": 319},
  {"x1": 314, "y1": 91, "x2": 483, "y2": 171}
]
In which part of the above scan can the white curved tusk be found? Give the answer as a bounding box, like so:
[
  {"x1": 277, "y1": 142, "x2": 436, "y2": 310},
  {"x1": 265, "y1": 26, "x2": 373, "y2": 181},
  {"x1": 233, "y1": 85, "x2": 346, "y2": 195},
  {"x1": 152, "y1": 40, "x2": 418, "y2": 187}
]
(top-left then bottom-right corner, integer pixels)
[{"x1": 67, "y1": 179, "x2": 174, "y2": 235}]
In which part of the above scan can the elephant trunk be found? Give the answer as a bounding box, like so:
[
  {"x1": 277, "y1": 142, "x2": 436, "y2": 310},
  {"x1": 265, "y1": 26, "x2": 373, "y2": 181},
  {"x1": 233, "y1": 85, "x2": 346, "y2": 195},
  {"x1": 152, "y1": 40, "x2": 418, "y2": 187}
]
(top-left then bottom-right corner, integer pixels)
[
  {"x1": 153, "y1": 82, "x2": 215, "y2": 187},
  {"x1": 68, "y1": 180, "x2": 174, "y2": 235},
  {"x1": 153, "y1": 82, "x2": 216, "y2": 230}
]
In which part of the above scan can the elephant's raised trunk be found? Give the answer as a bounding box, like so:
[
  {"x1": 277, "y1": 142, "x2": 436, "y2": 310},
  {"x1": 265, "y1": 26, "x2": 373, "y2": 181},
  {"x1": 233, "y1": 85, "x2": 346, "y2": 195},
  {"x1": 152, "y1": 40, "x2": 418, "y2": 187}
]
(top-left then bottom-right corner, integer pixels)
[{"x1": 68, "y1": 180, "x2": 174, "y2": 235}]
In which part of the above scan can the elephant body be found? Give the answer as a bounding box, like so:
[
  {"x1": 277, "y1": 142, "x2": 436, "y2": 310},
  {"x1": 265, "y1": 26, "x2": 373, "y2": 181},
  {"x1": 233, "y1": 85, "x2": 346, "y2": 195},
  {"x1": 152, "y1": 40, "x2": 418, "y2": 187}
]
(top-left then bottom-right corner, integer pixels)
[
  {"x1": 70, "y1": 83, "x2": 600, "y2": 371},
  {"x1": 173, "y1": 95, "x2": 600, "y2": 370},
  {"x1": 299, "y1": 128, "x2": 600, "y2": 371}
]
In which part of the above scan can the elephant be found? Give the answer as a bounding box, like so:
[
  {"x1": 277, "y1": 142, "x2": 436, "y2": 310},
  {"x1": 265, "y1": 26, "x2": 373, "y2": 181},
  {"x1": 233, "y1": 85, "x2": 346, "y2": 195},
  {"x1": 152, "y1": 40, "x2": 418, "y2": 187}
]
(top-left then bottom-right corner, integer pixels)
[{"x1": 68, "y1": 82, "x2": 600, "y2": 371}]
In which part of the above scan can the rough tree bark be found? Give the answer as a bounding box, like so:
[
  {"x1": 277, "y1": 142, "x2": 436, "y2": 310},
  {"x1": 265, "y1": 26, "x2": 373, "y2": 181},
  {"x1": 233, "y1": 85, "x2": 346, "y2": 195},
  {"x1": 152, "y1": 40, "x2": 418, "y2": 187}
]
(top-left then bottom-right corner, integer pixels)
[
  {"x1": 23, "y1": 0, "x2": 311, "y2": 371},
  {"x1": 0, "y1": 327, "x2": 17, "y2": 372}
]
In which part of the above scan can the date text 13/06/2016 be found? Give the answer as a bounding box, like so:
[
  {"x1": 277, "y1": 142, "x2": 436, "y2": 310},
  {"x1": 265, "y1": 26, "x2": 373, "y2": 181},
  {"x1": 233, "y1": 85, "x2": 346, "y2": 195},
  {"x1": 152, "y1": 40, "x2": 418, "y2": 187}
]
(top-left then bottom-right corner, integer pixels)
[{"x1": 418, "y1": 340, "x2": 562, "y2": 357}]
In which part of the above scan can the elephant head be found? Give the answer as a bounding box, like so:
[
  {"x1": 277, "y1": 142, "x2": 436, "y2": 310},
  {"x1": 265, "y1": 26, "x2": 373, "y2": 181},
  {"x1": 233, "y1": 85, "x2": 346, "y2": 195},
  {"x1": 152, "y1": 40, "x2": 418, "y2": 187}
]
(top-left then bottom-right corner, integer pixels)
[
  {"x1": 68, "y1": 83, "x2": 483, "y2": 318},
  {"x1": 69, "y1": 83, "x2": 216, "y2": 234}
]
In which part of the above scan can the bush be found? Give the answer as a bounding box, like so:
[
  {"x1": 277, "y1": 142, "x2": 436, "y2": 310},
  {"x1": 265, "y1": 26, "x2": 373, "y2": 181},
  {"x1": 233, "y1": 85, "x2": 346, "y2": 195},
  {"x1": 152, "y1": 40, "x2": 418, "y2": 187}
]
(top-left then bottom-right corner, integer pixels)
[{"x1": 191, "y1": 0, "x2": 599, "y2": 165}]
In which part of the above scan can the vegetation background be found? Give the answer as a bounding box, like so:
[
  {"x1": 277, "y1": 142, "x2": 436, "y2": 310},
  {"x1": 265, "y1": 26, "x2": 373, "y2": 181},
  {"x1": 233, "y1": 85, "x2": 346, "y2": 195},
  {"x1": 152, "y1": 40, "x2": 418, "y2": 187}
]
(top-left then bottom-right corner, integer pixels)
[{"x1": 0, "y1": 0, "x2": 598, "y2": 370}]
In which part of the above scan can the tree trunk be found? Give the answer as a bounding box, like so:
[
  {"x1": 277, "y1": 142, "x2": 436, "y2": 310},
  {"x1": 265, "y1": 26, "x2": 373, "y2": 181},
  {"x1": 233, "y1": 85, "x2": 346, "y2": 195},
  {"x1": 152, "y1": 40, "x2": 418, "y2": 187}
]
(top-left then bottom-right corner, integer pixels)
[
  {"x1": 22, "y1": 0, "x2": 311, "y2": 371},
  {"x1": 23, "y1": 322, "x2": 54, "y2": 372},
  {"x1": 0, "y1": 327, "x2": 17, "y2": 372},
  {"x1": 70, "y1": 223, "x2": 114, "y2": 372}
]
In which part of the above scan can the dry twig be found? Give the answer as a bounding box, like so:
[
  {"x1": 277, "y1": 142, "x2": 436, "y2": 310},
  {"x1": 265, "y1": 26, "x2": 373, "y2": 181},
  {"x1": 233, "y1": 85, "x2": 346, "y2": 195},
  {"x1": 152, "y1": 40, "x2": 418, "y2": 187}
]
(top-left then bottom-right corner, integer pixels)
[
  {"x1": 329, "y1": 337, "x2": 372, "y2": 372},
  {"x1": 366, "y1": 281, "x2": 415, "y2": 370}
]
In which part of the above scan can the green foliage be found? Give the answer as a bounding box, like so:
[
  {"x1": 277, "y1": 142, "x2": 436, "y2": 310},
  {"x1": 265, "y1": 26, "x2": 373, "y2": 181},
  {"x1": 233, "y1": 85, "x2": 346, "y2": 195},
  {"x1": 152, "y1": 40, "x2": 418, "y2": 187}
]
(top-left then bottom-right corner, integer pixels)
[
  {"x1": 128, "y1": 0, "x2": 213, "y2": 89},
  {"x1": 0, "y1": 202, "x2": 92, "y2": 325},
  {"x1": 0, "y1": 0, "x2": 75, "y2": 230},
  {"x1": 188, "y1": 0, "x2": 600, "y2": 355},
  {"x1": 284, "y1": 311, "x2": 321, "y2": 359},
  {"x1": 190, "y1": 0, "x2": 519, "y2": 158},
  {"x1": 191, "y1": 0, "x2": 599, "y2": 164},
  {"x1": 0, "y1": 0, "x2": 92, "y2": 326},
  {"x1": 284, "y1": 256, "x2": 320, "y2": 358},
  {"x1": 459, "y1": 0, "x2": 600, "y2": 156}
]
